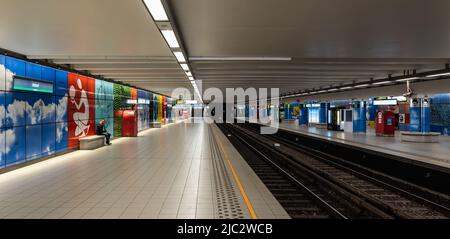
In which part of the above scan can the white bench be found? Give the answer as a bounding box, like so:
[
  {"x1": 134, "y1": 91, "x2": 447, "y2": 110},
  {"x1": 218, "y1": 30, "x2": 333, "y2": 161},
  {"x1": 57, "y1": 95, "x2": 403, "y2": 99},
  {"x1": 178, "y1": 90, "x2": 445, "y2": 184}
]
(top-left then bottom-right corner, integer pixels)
[
  {"x1": 79, "y1": 135, "x2": 105, "y2": 150},
  {"x1": 400, "y1": 132, "x2": 441, "y2": 143}
]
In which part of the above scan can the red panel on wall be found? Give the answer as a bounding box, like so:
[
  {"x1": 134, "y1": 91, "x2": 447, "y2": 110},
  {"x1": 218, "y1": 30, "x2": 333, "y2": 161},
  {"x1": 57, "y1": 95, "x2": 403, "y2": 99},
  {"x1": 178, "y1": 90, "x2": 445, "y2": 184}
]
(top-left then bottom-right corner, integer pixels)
[{"x1": 68, "y1": 73, "x2": 95, "y2": 149}]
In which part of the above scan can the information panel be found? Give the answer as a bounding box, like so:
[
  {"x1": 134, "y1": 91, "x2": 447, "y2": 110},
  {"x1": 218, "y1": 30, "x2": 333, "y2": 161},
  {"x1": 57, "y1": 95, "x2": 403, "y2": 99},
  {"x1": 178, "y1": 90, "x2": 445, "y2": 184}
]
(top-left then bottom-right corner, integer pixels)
[{"x1": 13, "y1": 76, "x2": 54, "y2": 93}]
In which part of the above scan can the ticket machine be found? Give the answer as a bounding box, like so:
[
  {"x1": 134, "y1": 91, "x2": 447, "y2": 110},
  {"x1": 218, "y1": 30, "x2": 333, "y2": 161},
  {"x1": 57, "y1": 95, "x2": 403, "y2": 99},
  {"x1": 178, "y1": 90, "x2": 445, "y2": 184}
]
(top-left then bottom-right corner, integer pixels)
[{"x1": 376, "y1": 111, "x2": 395, "y2": 136}]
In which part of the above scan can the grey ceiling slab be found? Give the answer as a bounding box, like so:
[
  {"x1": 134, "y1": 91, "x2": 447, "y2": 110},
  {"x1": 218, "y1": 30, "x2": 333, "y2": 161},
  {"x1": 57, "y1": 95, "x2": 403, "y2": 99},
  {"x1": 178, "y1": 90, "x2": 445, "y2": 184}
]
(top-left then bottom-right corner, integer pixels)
[{"x1": 167, "y1": 0, "x2": 450, "y2": 95}]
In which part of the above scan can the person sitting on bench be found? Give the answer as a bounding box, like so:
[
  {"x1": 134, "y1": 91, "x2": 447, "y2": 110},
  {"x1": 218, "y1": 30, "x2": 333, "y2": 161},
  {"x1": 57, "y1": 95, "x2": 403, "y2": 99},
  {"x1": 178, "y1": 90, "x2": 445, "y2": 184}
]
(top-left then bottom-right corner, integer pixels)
[{"x1": 96, "y1": 119, "x2": 111, "y2": 145}]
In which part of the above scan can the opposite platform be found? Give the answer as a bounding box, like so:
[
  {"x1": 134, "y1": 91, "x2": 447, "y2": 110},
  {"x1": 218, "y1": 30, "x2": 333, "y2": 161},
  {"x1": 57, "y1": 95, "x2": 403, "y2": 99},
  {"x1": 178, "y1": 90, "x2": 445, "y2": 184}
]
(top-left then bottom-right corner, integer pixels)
[{"x1": 276, "y1": 120, "x2": 450, "y2": 172}]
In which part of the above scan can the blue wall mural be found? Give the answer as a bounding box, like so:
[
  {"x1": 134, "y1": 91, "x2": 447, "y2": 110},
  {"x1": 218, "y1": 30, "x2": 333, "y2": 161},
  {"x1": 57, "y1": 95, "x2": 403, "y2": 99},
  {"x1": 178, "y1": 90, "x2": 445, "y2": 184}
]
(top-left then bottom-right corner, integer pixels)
[
  {"x1": 0, "y1": 56, "x2": 69, "y2": 168},
  {"x1": 0, "y1": 54, "x2": 173, "y2": 170}
]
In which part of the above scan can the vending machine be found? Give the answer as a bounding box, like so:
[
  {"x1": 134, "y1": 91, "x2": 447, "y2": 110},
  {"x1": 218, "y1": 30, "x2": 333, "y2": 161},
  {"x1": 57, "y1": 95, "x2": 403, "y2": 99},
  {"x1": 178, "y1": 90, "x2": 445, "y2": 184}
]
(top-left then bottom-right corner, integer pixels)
[{"x1": 376, "y1": 111, "x2": 395, "y2": 136}]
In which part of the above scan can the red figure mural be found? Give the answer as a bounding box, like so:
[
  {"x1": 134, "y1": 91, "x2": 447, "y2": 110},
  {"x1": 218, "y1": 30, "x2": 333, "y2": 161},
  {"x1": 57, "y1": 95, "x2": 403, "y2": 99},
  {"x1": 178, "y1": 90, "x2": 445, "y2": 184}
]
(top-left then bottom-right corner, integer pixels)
[{"x1": 68, "y1": 73, "x2": 95, "y2": 149}]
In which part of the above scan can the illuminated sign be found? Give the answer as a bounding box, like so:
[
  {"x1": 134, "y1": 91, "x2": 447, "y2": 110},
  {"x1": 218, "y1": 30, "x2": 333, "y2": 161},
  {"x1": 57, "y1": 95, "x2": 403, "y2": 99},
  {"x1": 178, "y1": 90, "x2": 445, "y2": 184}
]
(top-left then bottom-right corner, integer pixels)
[
  {"x1": 13, "y1": 76, "x2": 53, "y2": 94},
  {"x1": 306, "y1": 103, "x2": 321, "y2": 108},
  {"x1": 138, "y1": 98, "x2": 150, "y2": 104},
  {"x1": 373, "y1": 100, "x2": 397, "y2": 106}
]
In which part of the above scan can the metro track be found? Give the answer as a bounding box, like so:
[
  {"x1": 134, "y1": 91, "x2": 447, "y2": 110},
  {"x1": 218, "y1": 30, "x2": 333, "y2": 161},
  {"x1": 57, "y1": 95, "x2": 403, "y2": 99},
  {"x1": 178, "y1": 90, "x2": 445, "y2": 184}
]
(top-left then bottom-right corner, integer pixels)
[{"x1": 217, "y1": 122, "x2": 450, "y2": 219}]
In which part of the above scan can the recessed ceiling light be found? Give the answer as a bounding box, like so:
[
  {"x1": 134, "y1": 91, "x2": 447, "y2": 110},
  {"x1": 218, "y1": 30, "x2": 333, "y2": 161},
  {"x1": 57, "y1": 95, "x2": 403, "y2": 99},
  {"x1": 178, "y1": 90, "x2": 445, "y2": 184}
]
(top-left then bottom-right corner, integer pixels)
[
  {"x1": 395, "y1": 77, "x2": 419, "y2": 82},
  {"x1": 189, "y1": 57, "x2": 292, "y2": 61},
  {"x1": 180, "y1": 63, "x2": 189, "y2": 71},
  {"x1": 174, "y1": 51, "x2": 186, "y2": 63},
  {"x1": 355, "y1": 84, "x2": 370, "y2": 88},
  {"x1": 143, "y1": 0, "x2": 168, "y2": 21},
  {"x1": 426, "y1": 72, "x2": 450, "y2": 78},
  {"x1": 372, "y1": 81, "x2": 391, "y2": 85},
  {"x1": 161, "y1": 30, "x2": 180, "y2": 48}
]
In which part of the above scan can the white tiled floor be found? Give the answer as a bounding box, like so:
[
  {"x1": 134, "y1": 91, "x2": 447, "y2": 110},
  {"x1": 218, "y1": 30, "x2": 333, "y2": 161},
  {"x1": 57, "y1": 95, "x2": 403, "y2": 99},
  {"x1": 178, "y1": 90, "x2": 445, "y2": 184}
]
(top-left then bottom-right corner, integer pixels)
[
  {"x1": 277, "y1": 120, "x2": 450, "y2": 170},
  {"x1": 0, "y1": 119, "x2": 289, "y2": 219}
]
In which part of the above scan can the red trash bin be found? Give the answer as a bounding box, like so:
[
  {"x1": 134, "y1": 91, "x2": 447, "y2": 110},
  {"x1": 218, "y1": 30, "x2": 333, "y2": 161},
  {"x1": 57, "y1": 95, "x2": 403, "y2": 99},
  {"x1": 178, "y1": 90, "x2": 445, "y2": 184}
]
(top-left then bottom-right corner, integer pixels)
[
  {"x1": 376, "y1": 111, "x2": 395, "y2": 136},
  {"x1": 122, "y1": 110, "x2": 138, "y2": 137}
]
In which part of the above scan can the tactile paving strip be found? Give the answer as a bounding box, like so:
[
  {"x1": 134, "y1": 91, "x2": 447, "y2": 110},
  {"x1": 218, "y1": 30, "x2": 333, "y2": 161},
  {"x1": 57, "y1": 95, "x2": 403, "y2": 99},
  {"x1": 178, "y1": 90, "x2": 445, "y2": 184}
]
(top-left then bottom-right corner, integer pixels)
[{"x1": 209, "y1": 126, "x2": 245, "y2": 219}]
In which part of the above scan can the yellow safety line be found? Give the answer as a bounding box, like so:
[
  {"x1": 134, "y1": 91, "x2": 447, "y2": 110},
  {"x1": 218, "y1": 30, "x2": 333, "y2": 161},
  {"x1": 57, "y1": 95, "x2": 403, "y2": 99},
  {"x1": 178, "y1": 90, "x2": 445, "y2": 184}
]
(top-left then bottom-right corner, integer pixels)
[{"x1": 212, "y1": 126, "x2": 258, "y2": 219}]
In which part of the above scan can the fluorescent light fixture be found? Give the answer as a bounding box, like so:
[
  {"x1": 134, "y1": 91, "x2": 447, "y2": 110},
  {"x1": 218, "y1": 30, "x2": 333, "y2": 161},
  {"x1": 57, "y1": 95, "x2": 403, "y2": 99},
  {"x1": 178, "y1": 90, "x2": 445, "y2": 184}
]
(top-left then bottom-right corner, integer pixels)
[
  {"x1": 161, "y1": 30, "x2": 180, "y2": 48},
  {"x1": 174, "y1": 51, "x2": 186, "y2": 63},
  {"x1": 355, "y1": 84, "x2": 370, "y2": 88},
  {"x1": 317, "y1": 90, "x2": 327, "y2": 93},
  {"x1": 339, "y1": 86, "x2": 353, "y2": 90},
  {"x1": 188, "y1": 76, "x2": 194, "y2": 81},
  {"x1": 189, "y1": 57, "x2": 292, "y2": 61},
  {"x1": 310, "y1": 91, "x2": 318, "y2": 94},
  {"x1": 180, "y1": 63, "x2": 189, "y2": 71},
  {"x1": 372, "y1": 81, "x2": 391, "y2": 85},
  {"x1": 185, "y1": 71, "x2": 192, "y2": 77},
  {"x1": 426, "y1": 72, "x2": 450, "y2": 78},
  {"x1": 327, "y1": 89, "x2": 338, "y2": 92},
  {"x1": 395, "y1": 77, "x2": 419, "y2": 82},
  {"x1": 143, "y1": 0, "x2": 169, "y2": 21}
]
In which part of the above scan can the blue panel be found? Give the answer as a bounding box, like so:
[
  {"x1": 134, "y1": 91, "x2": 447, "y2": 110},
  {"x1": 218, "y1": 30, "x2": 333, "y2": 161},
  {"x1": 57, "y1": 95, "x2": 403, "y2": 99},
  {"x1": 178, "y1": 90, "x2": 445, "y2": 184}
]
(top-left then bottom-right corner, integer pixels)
[
  {"x1": 26, "y1": 124, "x2": 42, "y2": 160},
  {"x1": 42, "y1": 66, "x2": 56, "y2": 83},
  {"x1": 5, "y1": 92, "x2": 26, "y2": 127},
  {"x1": 5, "y1": 126, "x2": 26, "y2": 166},
  {"x1": 0, "y1": 55, "x2": 5, "y2": 91},
  {"x1": 42, "y1": 123, "x2": 56, "y2": 156},
  {"x1": 353, "y1": 101, "x2": 367, "y2": 133},
  {"x1": 55, "y1": 95, "x2": 67, "y2": 123},
  {"x1": 26, "y1": 62, "x2": 42, "y2": 80},
  {"x1": 5, "y1": 57, "x2": 26, "y2": 90},
  {"x1": 299, "y1": 107, "x2": 308, "y2": 125},
  {"x1": 319, "y1": 103, "x2": 328, "y2": 124},
  {"x1": 422, "y1": 107, "x2": 431, "y2": 132},
  {"x1": 55, "y1": 121, "x2": 68, "y2": 152},
  {"x1": 410, "y1": 107, "x2": 421, "y2": 132},
  {"x1": 24, "y1": 93, "x2": 42, "y2": 125},
  {"x1": 55, "y1": 70, "x2": 68, "y2": 96}
]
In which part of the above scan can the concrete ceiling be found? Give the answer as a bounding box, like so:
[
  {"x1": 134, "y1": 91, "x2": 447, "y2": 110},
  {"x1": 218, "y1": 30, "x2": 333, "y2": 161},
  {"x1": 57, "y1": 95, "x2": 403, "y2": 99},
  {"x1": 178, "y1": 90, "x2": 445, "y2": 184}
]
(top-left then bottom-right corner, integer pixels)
[
  {"x1": 167, "y1": 0, "x2": 450, "y2": 95},
  {"x1": 0, "y1": 0, "x2": 189, "y2": 96}
]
